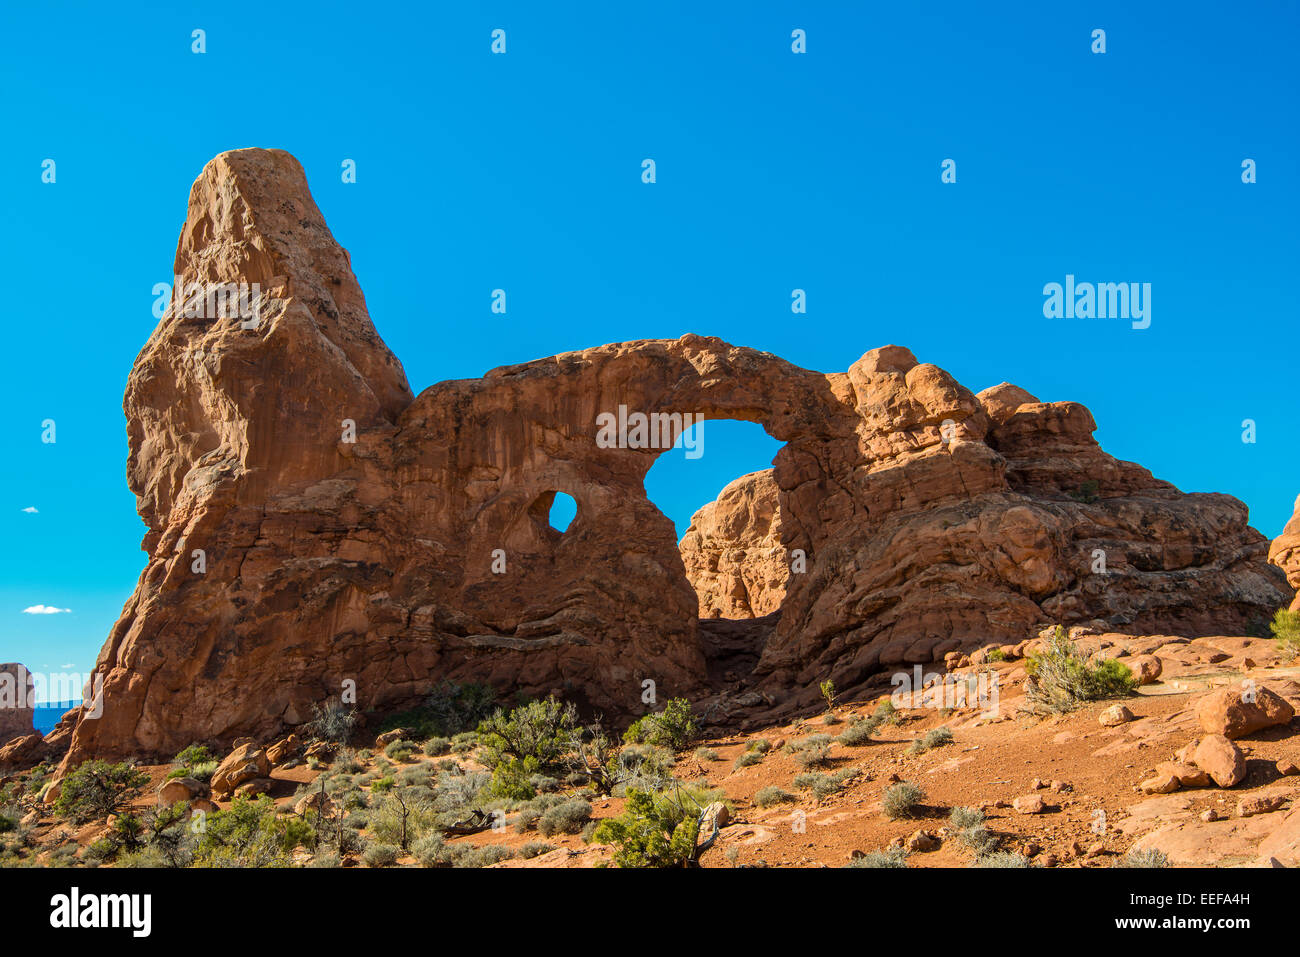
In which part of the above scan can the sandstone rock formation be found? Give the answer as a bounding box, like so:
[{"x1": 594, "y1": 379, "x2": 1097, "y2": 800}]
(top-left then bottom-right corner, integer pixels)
[
  {"x1": 55, "y1": 148, "x2": 1293, "y2": 766},
  {"x1": 680, "y1": 470, "x2": 788, "y2": 619},
  {"x1": 1270, "y1": 494, "x2": 1300, "y2": 611},
  {"x1": 0, "y1": 664, "x2": 35, "y2": 746},
  {"x1": 1195, "y1": 686, "x2": 1295, "y2": 739}
]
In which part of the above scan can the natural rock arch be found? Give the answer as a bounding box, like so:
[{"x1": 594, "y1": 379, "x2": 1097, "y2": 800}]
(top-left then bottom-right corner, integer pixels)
[{"x1": 46, "y1": 149, "x2": 1291, "y2": 767}]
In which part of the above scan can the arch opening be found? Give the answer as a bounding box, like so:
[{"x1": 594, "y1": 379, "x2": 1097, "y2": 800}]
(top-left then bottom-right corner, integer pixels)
[
  {"x1": 644, "y1": 419, "x2": 791, "y2": 684},
  {"x1": 547, "y1": 491, "x2": 577, "y2": 533}
]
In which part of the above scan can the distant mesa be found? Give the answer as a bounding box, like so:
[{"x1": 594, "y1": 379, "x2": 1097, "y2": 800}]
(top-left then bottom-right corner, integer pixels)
[{"x1": 24, "y1": 148, "x2": 1292, "y2": 771}]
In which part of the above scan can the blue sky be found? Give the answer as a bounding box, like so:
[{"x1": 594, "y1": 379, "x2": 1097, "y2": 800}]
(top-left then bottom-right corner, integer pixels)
[{"x1": 3, "y1": 1, "x2": 1296, "y2": 695}]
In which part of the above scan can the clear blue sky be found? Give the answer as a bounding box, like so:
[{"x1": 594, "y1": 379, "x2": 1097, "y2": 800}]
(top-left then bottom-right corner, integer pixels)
[{"x1": 3, "y1": 1, "x2": 1296, "y2": 694}]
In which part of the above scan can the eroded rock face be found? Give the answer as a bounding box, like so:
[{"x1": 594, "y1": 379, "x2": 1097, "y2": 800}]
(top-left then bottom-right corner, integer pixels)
[
  {"x1": 680, "y1": 470, "x2": 788, "y2": 619},
  {"x1": 1270, "y1": 494, "x2": 1300, "y2": 611},
  {"x1": 59, "y1": 148, "x2": 1293, "y2": 765}
]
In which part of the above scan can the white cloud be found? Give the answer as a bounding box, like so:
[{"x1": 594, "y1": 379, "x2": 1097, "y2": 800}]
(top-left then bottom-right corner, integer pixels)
[
  {"x1": 21, "y1": 506, "x2": 38, "y2": 513},
  {"x1": 22, "y1": 605, "x2": 71, "y2": 615},
  {"x1": 60, "y1": 662, "x2": 75, "y2": 669}
]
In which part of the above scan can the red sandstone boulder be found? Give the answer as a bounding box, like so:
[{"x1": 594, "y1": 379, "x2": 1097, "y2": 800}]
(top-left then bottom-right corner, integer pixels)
[
  {"x1": 1193, "y1": 734, "x2": 1247, "y2": 787},
  {"x1": 1195, "y1": 686, "x2": 1294, "y2": 739},
  {"x1": 210, "y1": 743, "x2": 271, "y2": 797}
]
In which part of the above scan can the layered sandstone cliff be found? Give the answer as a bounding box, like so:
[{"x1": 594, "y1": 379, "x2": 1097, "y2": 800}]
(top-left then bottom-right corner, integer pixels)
[{"x1": 50, "y1": 148, "x2": 1293, "y2": 766}]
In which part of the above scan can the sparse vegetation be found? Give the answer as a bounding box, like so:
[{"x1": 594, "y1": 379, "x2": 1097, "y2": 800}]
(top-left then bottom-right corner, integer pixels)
[
  {"x1": 793, "y1": 767, "x2": 857, "y2": 800},
  {"x1": 975, "y1": 850, "x2": 1030, "y2": 868},
  {"x1": 1025, "y1": 626, "x2": 1138, "y2": 713},
  {"x1": 477, "y1": 696, "x2": 578, "y2": 771},
  {"x1": 537, "y1": 798, "x2": 592, "y2": 837},
  {"x1": 873, "y1": 699, "x2": 901, "y2": 726},
  {"x1": 305, "y1": 699, "x2": 359, "y2": 744},
  {"x1": 819, "y1": 679, "x2": 837, "y2": 712},
  {"x1": 53, "y1": 761, "x2": 149, "y2": 824},
  {"x1": 379, "y1": 681, "x2": 499, "y2": 741},
  {"x1": 836, "y1": 716, "x2": 881, "y2": 746},
  {"x1": 519, "y1": 840, "x2": 555, "y2": 859},
  {"x1": 1115, "y1": 848, "x2": 1170, "y2": 868},
  {"x1": 384, "y1": 739, "x2": 419, "y2": 762},
  {"x1": 1068, "y1": 479, "x2": 1101, "y2": 504},
  {"x1": 733, "y1": 750, "x2": 763, "y2": 770},
  {"x1": 754, "y1": 786, "x2": 797, "y2": 807},
  {"x1": 846, "y1": 847, "x2": 908, "y2": 868},
  {"x1": 881, "y1": 780, "x2": 925, "y2": 820},
  {"x1": 949, "y1": 806, "x2": 1000, "y2": 857},
  {"x1": 908, "y1": 726, "x2": 953, "y2": 755},
  {"x1": 623, "y1": 698, "x2": 698, "y2": 751},
  {"x1": 1270, "y1": 608, "x2": 1300, "y2": 659},
  {"x1": 591, "y1": 786, "x2": 720, "y2": 868},
  {"x1": 363, "y1": 843, "x2": 399, "y2": 867}
]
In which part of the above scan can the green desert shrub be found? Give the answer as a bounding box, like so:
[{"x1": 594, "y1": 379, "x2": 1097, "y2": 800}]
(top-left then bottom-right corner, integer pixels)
[
  {"x1": 368, "y1": 788, "x2": 438, "y2": 850},
  {"x1": 433, "y1": 770, "x2": 491, "y2": 813},
  {"x1": 519, "y1": 840, "x2": 555, "y2": 859},
  {"x1": 412, "y1": 833, "x2": 455, "y2": 867},
  {"x1": 948, "y1": 806, "x2": 985, "y2": 830},
  {"x1": 1271, "y1": 608, "x2": 1300, "y2": 659},
  {"x1": 192, "y1": 796, "x2": 313, "y2": 867},
  {"x1": 53, "y1": 761, "x2": 149, "y2": 823},
  {"x1": 515, "y1": 806, "x2": 542, "y2": 833},
  {"x1": 172, "y1": 743, "x2": 212, "y2": 768},
  {"x1": 1024, "y1": 626, "x2": 1138, "y2": 713},
  {"x1": 693, "y1": 747, "x2": 719, "y2": 762},
  {"x1": 591, "y1": 787, "x2": 705, "y2": 868},
  {"x1": 622, "y1": 698, "x2": 698, "y2": 751},
  {"x1": 477, "y1": 697, "x2": 578, "y2": 770},
  {"x1": 487, "y1": 756, "x2": 541, "y2": 801},
  {"x1": 881, "y1": 780, "x2": 925, "y2": 820}
]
